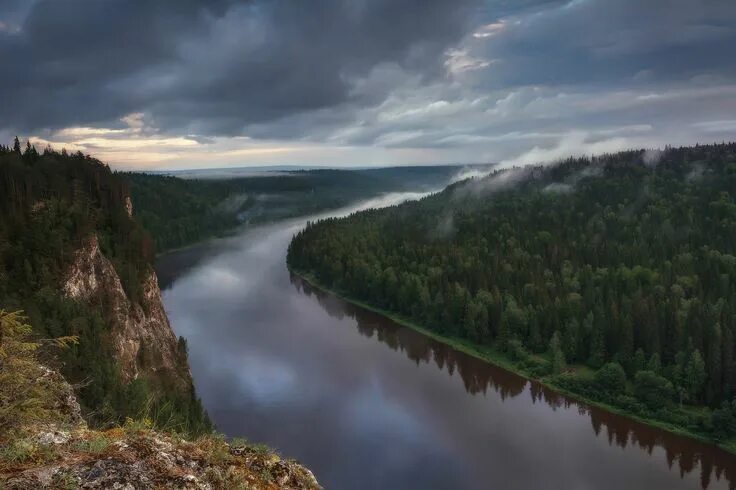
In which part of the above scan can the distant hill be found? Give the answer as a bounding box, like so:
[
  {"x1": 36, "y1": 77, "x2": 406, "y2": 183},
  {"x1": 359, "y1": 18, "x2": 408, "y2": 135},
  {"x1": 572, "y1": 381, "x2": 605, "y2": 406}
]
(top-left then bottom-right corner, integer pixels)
[{"x1": 125, "y1": 164, "x2": 480, "y2": 253}]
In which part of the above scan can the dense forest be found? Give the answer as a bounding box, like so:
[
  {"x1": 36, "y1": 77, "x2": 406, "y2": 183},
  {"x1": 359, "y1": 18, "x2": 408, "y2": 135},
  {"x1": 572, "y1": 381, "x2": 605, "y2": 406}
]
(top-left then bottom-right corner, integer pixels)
[
  {"x1": 288, "y1": 142, "x2": 736, "y2": 444},
  {"x1": 126, "y1": 166, "x2": 465, "y2": 253},
  {"x1": 0, "y1": 138, "x2": 209, "y2": 434}
]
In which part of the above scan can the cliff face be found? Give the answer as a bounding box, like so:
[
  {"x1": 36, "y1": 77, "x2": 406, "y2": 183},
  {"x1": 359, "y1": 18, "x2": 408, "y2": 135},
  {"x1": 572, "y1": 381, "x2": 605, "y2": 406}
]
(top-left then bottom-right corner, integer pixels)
[{"x1": 62, "y1": 234, "x2": 190, "y2": 390}]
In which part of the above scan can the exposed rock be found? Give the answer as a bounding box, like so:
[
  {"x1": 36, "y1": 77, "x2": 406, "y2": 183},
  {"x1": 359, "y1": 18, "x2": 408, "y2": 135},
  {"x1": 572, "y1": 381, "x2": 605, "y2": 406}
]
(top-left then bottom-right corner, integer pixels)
[
  {"x1": 3, "y1": 426, "x2": 321, "y2": 489},
  {"x1": 124, "y1": 196, "x2": 134, "y2": 217},
  {"x1": 35, "y1": 429, "x2": 71, "y2": 445},
  {"x1": 62, "y1": 235, "x2": 190, "y2": 390},
  {"x1": 38, "y1": 366, "x2": 85, "y2": 427}
]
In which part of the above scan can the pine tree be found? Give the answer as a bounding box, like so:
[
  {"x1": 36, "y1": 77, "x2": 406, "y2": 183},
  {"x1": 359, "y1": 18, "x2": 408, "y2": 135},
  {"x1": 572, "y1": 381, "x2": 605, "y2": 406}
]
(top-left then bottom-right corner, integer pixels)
[
  {"x1": 588, "y1": 312, "x2": 605, "y2": 368},
  {"x1": 549, "y1": 331, "x2": 566, "y2": 374},
  {"x1": 647, "y1": 353, "x2": 661, "y2": 374},
  {"x1": 686, "y1": 350, "x2": 707, "y2": 402},
  {"x1": 632, "y1": 348, "x2": 646, "y2": 373}
]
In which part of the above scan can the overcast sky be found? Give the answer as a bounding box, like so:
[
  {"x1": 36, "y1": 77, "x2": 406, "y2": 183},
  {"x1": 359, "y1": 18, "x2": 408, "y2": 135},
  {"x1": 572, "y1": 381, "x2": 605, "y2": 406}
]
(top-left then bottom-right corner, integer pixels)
[{"x1": 1, "y1": 0, "x2": 735, "y2": 170}]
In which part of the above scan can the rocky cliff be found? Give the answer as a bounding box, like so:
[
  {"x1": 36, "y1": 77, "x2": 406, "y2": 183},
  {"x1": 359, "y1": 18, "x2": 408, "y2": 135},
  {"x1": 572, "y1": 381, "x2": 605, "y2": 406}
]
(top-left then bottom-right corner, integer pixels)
[
  {"x1": 62, "y1": 233, "x2": 190, "y2": 391},
  {"x1": 56, "y1": 184, "x2": 190, "y2": 391}
]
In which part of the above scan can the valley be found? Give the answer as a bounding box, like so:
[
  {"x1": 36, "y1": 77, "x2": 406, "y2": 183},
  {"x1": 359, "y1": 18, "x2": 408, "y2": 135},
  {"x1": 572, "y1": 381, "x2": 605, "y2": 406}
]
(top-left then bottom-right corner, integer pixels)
[{"x1": 158, "y1": 162, "x2": 736, "y2": 488}]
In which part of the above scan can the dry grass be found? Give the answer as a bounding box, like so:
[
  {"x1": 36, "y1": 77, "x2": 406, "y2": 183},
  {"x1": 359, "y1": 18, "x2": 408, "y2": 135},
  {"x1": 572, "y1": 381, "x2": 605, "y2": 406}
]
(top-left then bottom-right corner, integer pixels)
[{"x1": 1, "y1": 424, "x2": 320, "y2": 489}]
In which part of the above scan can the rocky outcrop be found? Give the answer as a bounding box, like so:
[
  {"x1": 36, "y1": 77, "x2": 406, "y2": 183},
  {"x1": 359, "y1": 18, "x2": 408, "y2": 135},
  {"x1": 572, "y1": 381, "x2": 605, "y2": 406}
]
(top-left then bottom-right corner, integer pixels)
[
  {"x1": 62, "y1": 235, "x2": 189, "y2": 389},
  {"x1": 3, "y1": 426, "x2": 321, "y2": 489},
  {"x1": 2, "y1": 368, "x2": 319, "y2": 489},
  {"x1": 38, "y1": 366, "x2": 85, "y2": 428},
  {"x1": 124, "y1": 196, "x2": 134, "y2": 218}
]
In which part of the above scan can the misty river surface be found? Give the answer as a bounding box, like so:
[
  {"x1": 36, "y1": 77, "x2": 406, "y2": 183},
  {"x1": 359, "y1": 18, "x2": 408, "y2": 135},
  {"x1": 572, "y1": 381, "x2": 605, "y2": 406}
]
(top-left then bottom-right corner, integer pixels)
[{"x1": 157, "y1": 193, "x2": 736, "y2": 490}]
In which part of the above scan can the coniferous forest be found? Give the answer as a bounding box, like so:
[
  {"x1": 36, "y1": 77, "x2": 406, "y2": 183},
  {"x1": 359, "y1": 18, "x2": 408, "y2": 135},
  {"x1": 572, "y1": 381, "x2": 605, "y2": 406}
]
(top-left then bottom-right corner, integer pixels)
[
  {"x1": 126, "y1": 166, "x2": 462, "y2": 253},
  {"x1": 0, "y1": 140, "x2": 209, "y2": 435},
  {"x1": 288, "y1": 142, "x2": 736, "y2": 446}
]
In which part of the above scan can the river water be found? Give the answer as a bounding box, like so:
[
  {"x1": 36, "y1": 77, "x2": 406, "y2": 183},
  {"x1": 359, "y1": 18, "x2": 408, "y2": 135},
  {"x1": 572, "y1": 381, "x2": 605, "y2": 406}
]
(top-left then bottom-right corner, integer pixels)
[{"x1": 157, "y1": 192, "x2": 736, "y2": 490}]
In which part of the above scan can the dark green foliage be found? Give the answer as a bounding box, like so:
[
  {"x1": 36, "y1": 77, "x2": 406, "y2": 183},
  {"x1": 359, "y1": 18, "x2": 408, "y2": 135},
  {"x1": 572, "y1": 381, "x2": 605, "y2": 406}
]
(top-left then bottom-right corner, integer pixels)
[
  {"x1": 594, "y1": 362, "x2": 627, "y2": 394},
  {"x1": 0, "y1": 140, "x2": 209, "y2": 436},
  {"x1": 549, "y1": 331, "x2": 565, "y2": 374},
  {"x1": 126, "y1": 166, "x2": 466, "y2": 253},
  {"x1": 288, "y1": 142, "x2": 736, "y2": 442},
  {"x1": 123, "y1": 173, "x2": 247, "y2": 252},
  {"x1": 711, "y1": 402, "x2": 736, "y2": 440},
  {"x1": 634, "y1": 371, "x2": 675, "y2": 409}
]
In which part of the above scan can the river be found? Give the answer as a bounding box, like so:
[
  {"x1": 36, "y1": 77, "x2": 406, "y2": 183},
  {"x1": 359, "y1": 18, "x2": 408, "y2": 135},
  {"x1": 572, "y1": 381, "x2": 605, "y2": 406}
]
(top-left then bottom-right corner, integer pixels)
[{"x1": 157, "y1": 192, "x2": 736, "y2": 490}]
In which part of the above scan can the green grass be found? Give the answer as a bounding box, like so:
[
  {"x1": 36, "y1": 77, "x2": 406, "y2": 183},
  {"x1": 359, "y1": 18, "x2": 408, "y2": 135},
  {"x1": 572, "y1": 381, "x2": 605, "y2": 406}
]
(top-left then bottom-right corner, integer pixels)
[
  {"x1": 292, "y1": 268, "x2": 736, "y2": 456},
  {"x1": 73, "y1": 435, "x2": 110, "y2": 455},
  {"x1": 0, "y1": 438, "x2": 58, "y2": 465}
]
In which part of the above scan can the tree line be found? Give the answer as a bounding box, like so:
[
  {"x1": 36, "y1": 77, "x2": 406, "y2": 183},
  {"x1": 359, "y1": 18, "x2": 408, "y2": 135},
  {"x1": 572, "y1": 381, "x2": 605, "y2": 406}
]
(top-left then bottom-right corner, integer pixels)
[
  {"x1": 288, "y1": 142, "x2": 736, "y2": 444},
  {"x1": 126, "y1": 165, "x2": 464, "y2": 254}
]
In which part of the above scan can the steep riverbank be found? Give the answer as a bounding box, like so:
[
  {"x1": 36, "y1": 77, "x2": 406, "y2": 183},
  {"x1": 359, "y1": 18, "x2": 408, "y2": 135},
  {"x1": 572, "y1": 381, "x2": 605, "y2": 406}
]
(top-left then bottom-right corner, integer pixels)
[{"x1": 290, "y1": 268, "x2": 736, "y2": 457}]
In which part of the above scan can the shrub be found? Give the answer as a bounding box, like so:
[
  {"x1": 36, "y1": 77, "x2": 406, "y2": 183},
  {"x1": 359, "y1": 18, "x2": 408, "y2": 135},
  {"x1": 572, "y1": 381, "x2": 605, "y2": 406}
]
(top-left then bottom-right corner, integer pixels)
[
  {"x1": 507, "y1": 339, "x2": 529, "y2": 362},
  {"x1": 613, "y1": 394, "x2": 644, "y2": 413},
  {"x1": 594, "y1": 362, "x2": 627, "y2": 395},
  {"x1": 73, "y1": 435, "x2": 110, "y2": 455},
  {"x1": 711, "y1": 401, "x2": 736, "y2": 440},
  {"x1": 633, "y1": 370, "x2": 674, "y2": 410}
]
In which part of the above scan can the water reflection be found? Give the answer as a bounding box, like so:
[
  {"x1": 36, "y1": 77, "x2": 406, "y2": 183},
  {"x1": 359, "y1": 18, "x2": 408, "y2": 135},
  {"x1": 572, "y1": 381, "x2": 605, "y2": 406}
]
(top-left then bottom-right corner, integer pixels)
[
  {"x1": 159, "y1": 193, "x2": 736, "y2": 490},
  {"x1": 292, "y1": 274, "x2": 736, "y2": 489}
]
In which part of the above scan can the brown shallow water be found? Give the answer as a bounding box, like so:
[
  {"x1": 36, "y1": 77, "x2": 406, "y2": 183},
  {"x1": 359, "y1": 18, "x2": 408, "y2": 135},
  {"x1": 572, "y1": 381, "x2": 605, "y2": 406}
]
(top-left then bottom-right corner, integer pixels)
[{"x1": 157, "y1": 194, "x2": 736, "y2": 490}]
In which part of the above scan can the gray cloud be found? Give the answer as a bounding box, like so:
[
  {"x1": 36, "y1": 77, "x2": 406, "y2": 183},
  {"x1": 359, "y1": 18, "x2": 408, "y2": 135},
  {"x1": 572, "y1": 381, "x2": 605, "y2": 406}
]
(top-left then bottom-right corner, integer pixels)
[
  {"x1": 472, "y1": 0, "x2": 736, "y2": 89},
  {"x1": 0, "y1": 0, "x2": 480, "y2": 135},
  {"x1": 0, "y1": 0, "x2": 735, "y2": 168}
]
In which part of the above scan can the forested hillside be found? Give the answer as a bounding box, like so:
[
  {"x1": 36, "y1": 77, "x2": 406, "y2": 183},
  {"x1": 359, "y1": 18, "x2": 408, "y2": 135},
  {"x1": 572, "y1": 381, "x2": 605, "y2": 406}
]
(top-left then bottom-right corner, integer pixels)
[
  {"x1": 126, "y1": 166, "x2": 466, "y2": 253},
  {"x1": 288, "y1": 142, "x2": 736, "y2": 445},
  {"x1": 0, "y1": 139, "x2": 208, "y2": 434}
]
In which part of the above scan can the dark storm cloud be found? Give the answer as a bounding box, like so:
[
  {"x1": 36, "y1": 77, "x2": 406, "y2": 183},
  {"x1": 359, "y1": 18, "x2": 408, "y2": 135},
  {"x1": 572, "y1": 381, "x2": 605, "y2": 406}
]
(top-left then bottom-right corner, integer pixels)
[
  {"x1": 1, "y1": 0, "x2": 735, "y2": 161},
  {"x1": 0, "y1": 0, "x2": 235, "y2": 130},
  {"x1": 0, "y1": 0, "x2": 481, "y2": 134}
]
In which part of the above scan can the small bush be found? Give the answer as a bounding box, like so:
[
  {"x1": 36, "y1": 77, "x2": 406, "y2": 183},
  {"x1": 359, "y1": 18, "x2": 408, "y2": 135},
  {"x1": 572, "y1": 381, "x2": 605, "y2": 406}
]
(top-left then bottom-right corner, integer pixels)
[
  {"x1": 123, "y1": 416, "x2": 153, "y2": 436},
  {"x1": 73, "y1": 435, "x2": 110, "y2": 455},
  {"x1": 250, "y1": 442, "x2": 272, "y2": 456},
  {"x1": 594, "y1": 362, "x2": 627, "y2": 394},
  {"x1": 634, "y1": 370, "x2": 674, "y2": 410},
  {"x1": 711, "y1": 402, "x2": 736, "y2": 439},
  {"x1": 507, "y1": 339, "x2": 529, "y2": 362},
  {"x1": 197, "y1": 434, "x2": 232, "y2": 464},
  {"x1": 613, "y1": 394, "x2": 644, "y2": 413}
]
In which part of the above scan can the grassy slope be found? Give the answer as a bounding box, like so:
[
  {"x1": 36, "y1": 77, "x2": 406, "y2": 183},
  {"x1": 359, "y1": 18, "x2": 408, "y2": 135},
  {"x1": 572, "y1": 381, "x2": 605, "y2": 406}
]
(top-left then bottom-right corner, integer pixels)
[{"x1": 291, "y1": 269, "x2": 736, "y2": 455}]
